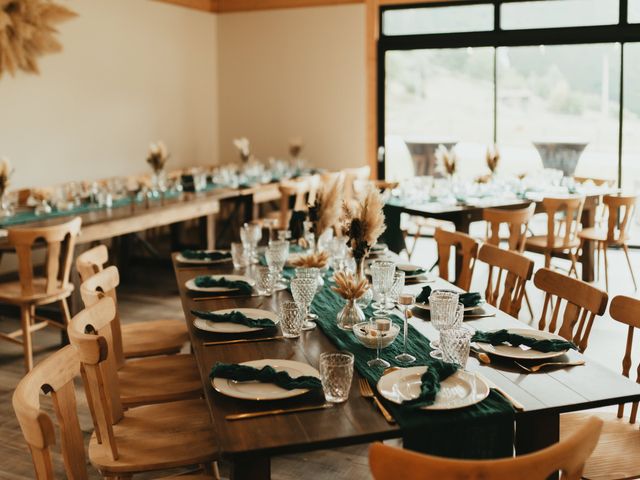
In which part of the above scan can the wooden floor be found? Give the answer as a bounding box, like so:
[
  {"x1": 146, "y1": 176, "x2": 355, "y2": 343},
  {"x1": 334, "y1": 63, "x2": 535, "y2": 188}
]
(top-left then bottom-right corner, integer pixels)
[{"x1": 1, "y1": 236, "x2": 638, "y2": 479}]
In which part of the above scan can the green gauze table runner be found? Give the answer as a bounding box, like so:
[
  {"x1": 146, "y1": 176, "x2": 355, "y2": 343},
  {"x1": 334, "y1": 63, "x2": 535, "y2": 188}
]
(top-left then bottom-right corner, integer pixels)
[{"x1": 310, "y1": 287, "x2": 515, "y2": 459}]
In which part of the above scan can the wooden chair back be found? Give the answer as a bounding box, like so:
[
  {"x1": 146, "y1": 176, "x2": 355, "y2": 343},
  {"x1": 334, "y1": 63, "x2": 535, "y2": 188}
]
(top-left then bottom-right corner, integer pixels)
[
  {"x1": 433, "y1": 228, "x2": 478, "y2": 292},
  {"x1": 277, "y1": 177, "x2": 316, "y2": 229},
  {"x1": 342, "y1": 165, "x2": 371, "y2": 202},
  {"x1": 67, "y1": 297, "x2": 123, "y2": 461},
  {"x1": 369, "y1": 416, "x2": 603, "y2": 480},
  {"x1": 75, "y1": 244, "x2": 109, "y2": 282},
  {"x1": 609, "y1": 295, "x2": 640, "y2": 423},
  {"x1": 602, "y1": 194, "x2": 636, "y2": 244},
  {"x1": 12, "y1": 345, "x2": 88, "y2": 480},
  {"x1": 574, "y1": 176, "x2": 616, "y2": 187},
  {"x1": 478, "y1": 244, "x2": 534, "y2": 318},
  {"x1": 79, "y1": 266, "x2": 125, "y2": 368},
  {"x1": 7, "y1": 217, "x2": 82, "y2": 297},
  {"x1": 483, "y1": 203, "x2": 535, "y2": 252},
  {"x1": 541, "y1": 197, "x2": 585, "y2": 250},
  {"x1": 533, "y1": 268, "x2": 608, "y2": 352}
]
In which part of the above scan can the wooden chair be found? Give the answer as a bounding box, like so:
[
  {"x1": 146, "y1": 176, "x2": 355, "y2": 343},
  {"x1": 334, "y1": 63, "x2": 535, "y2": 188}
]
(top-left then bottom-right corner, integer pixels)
[
  {"x1": 578, "y1": 194, "x2": 637, "y2": 292},
  {"x1": 343, "y1": 165, "x2": 371, "y2": 202},
  {"x1": 12, "y1": 344, "x2": 216, "y2": 480},
  {"x1": 434, "y1": 228, "x2": 479, "y2": 291},
  {"x1": 0, "y1": 217, "x2": 82, "y2": 372},
  {"x1": 525, "y1": 196, "x2": 585, "y2": 277},
  {"x1": 483, "y1": 203, "x2": 536, "y2": 252},
  {"x1": 76, "y1": 245, "x2": 189, "y2": 358},
  {"x1": 67, "y1": 297, "x2": 219, "y2": 479},
  {"x1": 533, "y1": 268, "x2": 608, "y2": 352},
  {"x1": 80, "y1": 265, "x2": 203, "y2": 407},
  {"x1": 369, "y1": 416, "x2": 603, "y2": 480},
  {"x1": 477, "y1": 243, "x2": 534, "y2": 318},
  {"x1": 560, "y1": 295, "x2": 640, "y2": 480}
]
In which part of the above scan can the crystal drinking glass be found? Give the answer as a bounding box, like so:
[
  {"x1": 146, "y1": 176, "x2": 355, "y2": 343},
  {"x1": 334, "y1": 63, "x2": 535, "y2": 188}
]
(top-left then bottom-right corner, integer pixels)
[
  {"x1": 429, "y1": 290, "x2": 462, "y2": 359},
  {"x1": 291, "y1": 276, "x2": 318, "y2": 331},
  {"x1": 294, "y1": 267, "x2": 323, "y2": 320},
  {"x1": 266, "y1": 240, "x2": 289, "y2": 289},
  {"x1": 319, "y1": 352, "x2": 354, "y2": 403},
  {"x1": 256, "y1": 266, "x2": 275, "y2": 296},
  {"x1": 279, "y1": 300, "x2": 303, "y2": 338},
  {"x1": 230, "y1": 242, "x2": 248, "y2": 269},
  {"x1": 395, "y1": 293, "x2": 416, "y2": 364},
  {"x1": 387, "y1": 271, "x2": 405, "y2": 309},
  {"x1": 441, "y1": 326, "x2": 473, "y2": 368},
  {"x1": 371, "y1": 261, "x2": 396, "y2": 316}
]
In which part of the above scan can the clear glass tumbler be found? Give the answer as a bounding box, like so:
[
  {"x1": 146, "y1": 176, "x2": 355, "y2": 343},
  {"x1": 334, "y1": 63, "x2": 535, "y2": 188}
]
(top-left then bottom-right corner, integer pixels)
[
  {"x1": 371, "y1": 261, "x2": 396, "y2": 315},
  {"x1": 441, "y1": 326, "x2": 473, "y2": 368},
  {"x1": 429, "y1": 290, "x2": 460, "y2": 359},
  {"x1": 279, "y1": 300, "x2": 303, "y2": 338},
  {"x1": 256, "y1": 266, "x2": 275, "y2": 296},
  {"x1": 231, "y1": 242, "x2": 248, "y2": 269},
  {"x1": 291, "y1": 276, "x2": 318, "y2": 330},
  {"x1": 319, "y1": 352, "x2": 354, "y2": 403}
]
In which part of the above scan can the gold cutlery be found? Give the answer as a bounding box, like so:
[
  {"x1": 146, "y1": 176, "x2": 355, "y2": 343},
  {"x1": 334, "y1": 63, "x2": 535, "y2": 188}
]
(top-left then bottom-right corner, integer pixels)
[
  {"x1": 203, "y1": 336, "x2": 284, "y2": 347},
  {"x1": 470, "y1": 346, "x2": 491, "y2": 364},
  {"x1": 358, "y1": 377, "x2": 395, "y2": 424},
  {"x1": 193, "y1": 293, "x2": 259, "y2": 301},
  {"x1": 514, "y1": 359, "x2": 585, "y2": 373},
  {"x1": 225, "y1": 403, "x2": 334, "y2": 421},
  {"x1": 477, "y1": 373, "x2": 525, "y2": 411}
]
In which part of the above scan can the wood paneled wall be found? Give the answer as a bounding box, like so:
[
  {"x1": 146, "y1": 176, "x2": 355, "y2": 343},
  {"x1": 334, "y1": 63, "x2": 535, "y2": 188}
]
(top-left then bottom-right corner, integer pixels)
[{"x1": 156, "y1": 0, "x2": 361, "y2": 12}]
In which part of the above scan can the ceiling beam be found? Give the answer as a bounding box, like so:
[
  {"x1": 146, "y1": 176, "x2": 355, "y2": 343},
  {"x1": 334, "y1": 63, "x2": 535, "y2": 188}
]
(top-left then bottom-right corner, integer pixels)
[{"x1": 154, "y1": 0, "x2": 218, "y2": 12}]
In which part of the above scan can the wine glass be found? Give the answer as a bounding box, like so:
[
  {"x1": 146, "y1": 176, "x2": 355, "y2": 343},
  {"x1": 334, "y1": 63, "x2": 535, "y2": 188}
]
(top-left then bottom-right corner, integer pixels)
[
  {"x1": 395, "y1": 294, "x2": 416, "y2": 364},
  {"x1": 367, "y1": 316, "x2": 392, "y2": 368},
  {"x1": 387, "y1": 271, "x2": 405, "y2": 311},
  {"x1": 371, "y1": 261, "x2": 396, "y2": 315},
  {"x1": 295, "y1": 267, "x2": 323, "y2": 321},
  {"x1": 291, "y1": 277, "x2": 318, "y2": 331},
  {"x1": 429, "y1": 290, "x2": 462, "y2": 359}
]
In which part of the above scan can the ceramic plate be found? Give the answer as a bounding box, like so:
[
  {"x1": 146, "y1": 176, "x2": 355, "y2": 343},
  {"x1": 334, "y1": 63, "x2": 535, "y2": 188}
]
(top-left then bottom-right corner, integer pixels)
[
  {"x1": 176, "y1": 250, "x2": 232, "y2": 265},
  {"x1": 377, "y1": 366, "x2": 489, "y2": 410},
  {"x1": 211, "y1": 358, "x2": 320, "y2": 401},
  {"x1": 193, "y1": 308, "x2": 278, "y2": 334},
  {"x1": 414, "y1": 300, "x2": 485, "y2": 313},
  {"x1": 475, "y1": 328, "x2": 569, "y2": 360},
  {"x1": 185, "y1": 274, "x2": 255, "y2": 293}
]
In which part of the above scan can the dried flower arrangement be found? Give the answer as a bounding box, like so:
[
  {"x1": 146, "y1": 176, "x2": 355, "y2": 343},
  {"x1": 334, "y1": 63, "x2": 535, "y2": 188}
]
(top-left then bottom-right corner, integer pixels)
[
  {"x1": 308, "y1": 176, "x2": 342, "y2": 239},
  {"x1": 147, "y1": 142, "x2": 169, "y2": 173},
  {"x1": 290, "y1": 251, "x2": 329, "y2": 269},
  {"x1": 0, "y1": 0, "x2": 76, "y2": 78},
  {"x1": 332, "y1": 271, "x2": 369, "y2": 301},
  {"x1": 486, "y1": 144, "x2": 500, "y2": 174},
  {"x1": 0, "y1": 158, "x2": 12, "y2": 195},
  {"x1": 233, "y1": 137, "x2": 251, "y2": 163},
  {"x1": 31, "y1": 187, "x2": 52, "y2": 202},
  {"x1": 435, "y1": 144, "x2": 457, "y2": 177},
  {"x1": 341, "y1": 184, "x2": 386, "y2": 263},
  {"x1": 289, "y1": 138, "x2": 303, "y2": 159}
]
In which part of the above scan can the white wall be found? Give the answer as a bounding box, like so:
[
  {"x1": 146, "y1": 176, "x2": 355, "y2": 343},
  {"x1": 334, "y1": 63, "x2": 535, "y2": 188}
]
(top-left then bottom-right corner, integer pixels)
[
  {"x1": 217, "y1": 4, "x2": 366, "y2": 171},
  {"x1": 0, "y1": 0, "x2": 219, "y2": 189}
]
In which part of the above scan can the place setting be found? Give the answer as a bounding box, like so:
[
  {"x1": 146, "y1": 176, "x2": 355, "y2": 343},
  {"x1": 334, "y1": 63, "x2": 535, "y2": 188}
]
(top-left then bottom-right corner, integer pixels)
[
  {"x1": 186, "y1": 273, "x2": 258, "y2": 301},
  {"x1": 175, "y1": 248, "x2": 233, "y2": 266},
  {"x1": 411, "y1": 285, "x2": 494, "y2": 320}
]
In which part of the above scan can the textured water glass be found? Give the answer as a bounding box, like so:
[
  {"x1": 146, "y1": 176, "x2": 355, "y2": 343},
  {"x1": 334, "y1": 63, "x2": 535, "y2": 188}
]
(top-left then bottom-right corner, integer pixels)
[
  {"x1": 371, "y1": 261, "x2": 396, "y2": 315},
  {"x1": 294, "y1": 267, "x2": 323, "y2": 320},
  {"x1": 441, "y1": 326, "x2": 472, "y2": 368},
  {"x1": 279, "y1": 300, "x2": 303, "y2": 338},
  {"x1": 319, "y1": 352, "x2": 354, "y2": 403},
  {"x1": 230, "y1": 242, "x2": 248, "y2": 269},
  {"x1": 387, "y1": 271, "x2": 406, "y2": 308},
  {"x1": 256, "y1": 266, "x2": 275, "y2": 296},
  {"x1": 267, "y1": 240, "x2": 290, "y2": 288},
  {"x1": 429, "y1": 290, "x2": 460, "y2": 359},
  {"x1": 291, "y1": 277, "x2": 318, "y2": 330}
]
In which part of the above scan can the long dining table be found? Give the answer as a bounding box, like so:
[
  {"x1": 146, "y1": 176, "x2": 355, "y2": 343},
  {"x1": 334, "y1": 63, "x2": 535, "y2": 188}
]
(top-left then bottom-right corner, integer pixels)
[{"x1": 172, "y1": 253, "x2": 640, "y2": 480}]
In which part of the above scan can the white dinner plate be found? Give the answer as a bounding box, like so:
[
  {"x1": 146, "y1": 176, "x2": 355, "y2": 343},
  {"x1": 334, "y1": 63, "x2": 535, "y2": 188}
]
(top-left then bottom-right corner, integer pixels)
[
  {"x1": 414, "y1": 300, "x2": 485, "y2": 313},
  {"x1": 193, "y1": 308, "x2": 279, "y2": 334},
  {"x1": 377, "y1": 366, "x2": 490, "y2": 410},
  {"x1": 212, "y1": 358, "x2": 320, "y2": 401},
  {"x1": 176, "y1": 250, "x2": 232, "y2": 265},
  {"x1": 474, "y1": 328, "x2": 569, "y2": 360},
  {"x1": 185, "y1": 274, "x2": 255, "y2": 293}
]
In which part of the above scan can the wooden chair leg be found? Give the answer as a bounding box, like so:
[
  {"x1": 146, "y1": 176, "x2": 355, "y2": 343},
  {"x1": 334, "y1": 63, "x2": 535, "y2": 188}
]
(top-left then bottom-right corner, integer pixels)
[
  {"x1": 20, "y1": 305, "x2": 33, "y2": 372},
  {"x1": 596, "y1": 240, "x2": 601, "y2": 282},
  {"x1": 568, "y1": 251, "x2": 579, "y2": 279},
  {"x1": 603, "y1": 244, "x2": 609, "y2": 292},
  {"x1": 523, "y1": 288, "x2": 534, "y2": 322},
  {"x1": 59, "y1": 298, "x2": 72, "y2": 327},
  {"x1": 622, "y1": 244, "x2": 638, "y2": 291}
]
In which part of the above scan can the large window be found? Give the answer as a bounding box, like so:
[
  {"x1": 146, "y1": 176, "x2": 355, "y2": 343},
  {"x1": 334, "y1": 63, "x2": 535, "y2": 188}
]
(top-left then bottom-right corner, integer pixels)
[{"x1": 379, "y1": 0, "x2": 640, "y2": 186}]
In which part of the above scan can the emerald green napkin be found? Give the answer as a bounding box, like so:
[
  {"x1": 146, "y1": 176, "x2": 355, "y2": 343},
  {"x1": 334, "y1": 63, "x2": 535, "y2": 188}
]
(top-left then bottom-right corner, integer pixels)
[
  {"x1": 182, "y1": 249, "x2": 231, "y2": 261},
  {"x1": 194, "y1": 276, "x2": 253, "y2": 294},
  {"x1": 210, "y1": 363, "x2": 322, "y2": 390},
  {"x1": 191, "y1": 310, "x2": 275, "y2": 329},
  {"x1": 472, "y1": 329, "x2": 577, "y2": 353},
  {"x1": 399, "y1": 266, "x2": 427, "y2": 276},
  {"x1": 403, "y1": 360, "x2": 458, "y2": 408},
  {"x1": 416, "y1": 286, "x2": 482, "y2": 308}
]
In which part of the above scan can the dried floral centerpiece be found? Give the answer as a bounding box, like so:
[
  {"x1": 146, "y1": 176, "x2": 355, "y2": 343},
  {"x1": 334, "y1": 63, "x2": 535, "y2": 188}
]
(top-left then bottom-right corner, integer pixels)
[
  {"x1": 486, "y1": 144, "x2": 500, "y2": 176},
  {"x1": 332, "y1": 271, "x2": 368, "y2": 330},
  {"x1": 289, "y1": 138, "x2": 303, "y2": 160},
  {"x1": 147, "y1": 141, "x2": 169, "y2": 193},
  {"x1": 435, "y1": 144, "x2": 457, "y2": 179},
  {"x1": 307, "y1": 176, "x2": 342, "y2": 251},
  {"x1": 0, "y1": 158, "x2": 13, "y2": 217},
  {"x1": 290, "y1": 251, "x2": 329, "y2": 269},
  {"x1": 233, "y1": 137, "x2": 251, "y2": 163}
]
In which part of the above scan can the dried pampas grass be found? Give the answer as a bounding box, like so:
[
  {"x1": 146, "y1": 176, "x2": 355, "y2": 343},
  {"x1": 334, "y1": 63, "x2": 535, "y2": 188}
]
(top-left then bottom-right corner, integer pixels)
[
  {"x1": 309, "y1": 175, "x2": 342, "y2": 237},
  {"x1": 332, "y1": 271, "x2": 369, "y2": 300},
  {"x1": 486, "y1": 144, "x2": 500, "y2": 174},
  {"x1": 0, "y1": 157, "x2": 11, "y2": 193},
  {"x1": 290, "y1": 251, "x2": 329, "y2": 268},
  {"x1": 341, "y1": 184, "x2": 386, "y2": 261},
  {"x1": 0, "y1": 0, "x2": 77, "y2": 78},
  {"x1": 435, "y1": 144, "x2": 457, "y2": 176}
]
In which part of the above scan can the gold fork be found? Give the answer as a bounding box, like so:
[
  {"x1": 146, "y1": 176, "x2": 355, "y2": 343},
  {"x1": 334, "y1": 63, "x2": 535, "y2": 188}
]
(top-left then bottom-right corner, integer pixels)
[
  {"x1": 358, "y1": 377, "x2": 395, "y2": 424},
  {"x1": 514, "y1": 359, "x2": 585, "y2": 373}
]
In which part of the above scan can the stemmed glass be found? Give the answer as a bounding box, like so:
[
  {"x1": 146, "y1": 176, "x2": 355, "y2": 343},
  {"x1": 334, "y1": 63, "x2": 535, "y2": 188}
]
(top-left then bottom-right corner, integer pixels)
[
  {"x1": 387, "y1": 271, "x2": 405, "y2": 311},
  {"x1": 240, "y1": 223, "x2": 262, "y2": 264},
  {"x1": 266, "y1": 240, "x2": 289, "y2": 289},
  {"x1": 395, "y1": 294, "x2": 416, "y2": 364},
  {"x1": 429, "y1": 290, "x2": 463, "y2": 359},
  {"x1": 371, "y1": 261, "x2": 396, "y2": 316},
  {"x1": 294, "y1": 267, "x2": 322, "y2": 321},
  {"x1": 291, "y1": 277, "x2": 318, "y2": 331},
  {"x1": 367, "y1": 316, "x2": 392, "y2": 368}
]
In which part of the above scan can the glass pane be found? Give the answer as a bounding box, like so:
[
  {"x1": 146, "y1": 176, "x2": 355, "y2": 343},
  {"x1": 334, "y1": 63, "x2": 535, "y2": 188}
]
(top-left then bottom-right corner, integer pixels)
[
  {"x1": 382, "y1": 4, "x2": 494, "y2": 36},
  {"x1": 622, "y1": 43, "x2": 640, "y2": 190},
  {"x1": 496, "y1": 43, "x2": 620, "y2": 180},
  {"x1": 384, "y1": 47, "x2": 494, "y2": 181},
  {"x1": 501, "y1": 0, "x2": 618, "y2": 30},
  {"x1": 629, "y1": 0, "x2": 640, "y2": 23}
]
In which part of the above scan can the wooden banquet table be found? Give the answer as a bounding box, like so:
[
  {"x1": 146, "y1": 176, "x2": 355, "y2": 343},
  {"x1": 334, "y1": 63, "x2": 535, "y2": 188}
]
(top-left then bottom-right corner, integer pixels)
[{"x1": 172, "y1": 255, "x2": 640, "y2": 480}]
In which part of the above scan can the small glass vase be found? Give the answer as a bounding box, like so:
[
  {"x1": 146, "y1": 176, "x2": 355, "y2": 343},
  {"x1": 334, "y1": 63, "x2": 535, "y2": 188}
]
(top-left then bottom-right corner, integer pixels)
[
  {"x1": 355, "y1": 256, "x2": 373, "y2": 309},
  {"x1": 0, "y1": 190, "x2": 13, "y2": 218},
  {"x1": 337, "y1": 298, "x2": 365, "y2": 330},
  {"x1": 151, "y1": 169, "x2": 167, "y2": 194}
]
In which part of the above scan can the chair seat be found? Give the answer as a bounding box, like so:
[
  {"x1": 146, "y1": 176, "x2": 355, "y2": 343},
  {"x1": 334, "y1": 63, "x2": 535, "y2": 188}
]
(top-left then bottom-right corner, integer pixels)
[
  {"x1": 560, "y1": 410, "x2": 640, "y2": 480},
  {"x1": 525, "y1": 235, "x2": 580, "y2": 252},
  {"x1": 122, "y1": 319, "x2": 188, "y2": 358},
  {"x1": 119, "y1": 354, "x2": 203, "y2": 407},
  {"x1": 88, "y1": 398, "x2": 217, "y2": 474},
  {"x1": 0, "y1": 278, "x2": 73, "y2": 305},
  {"x1": 579, "y1": 227, "x2": 627, "y2": 245}
]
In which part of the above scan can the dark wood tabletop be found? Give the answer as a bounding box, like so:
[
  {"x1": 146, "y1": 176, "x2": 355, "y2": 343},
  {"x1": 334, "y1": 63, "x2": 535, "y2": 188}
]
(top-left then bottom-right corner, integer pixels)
[{"x1": 172, "y1": 254, "x2": 640, "y2": 480}]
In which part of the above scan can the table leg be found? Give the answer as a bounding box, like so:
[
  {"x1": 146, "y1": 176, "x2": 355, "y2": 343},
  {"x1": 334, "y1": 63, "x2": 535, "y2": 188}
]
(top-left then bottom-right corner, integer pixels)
[
  {"x1": 580, "y1": 201, "x2": 596, "y2": 282},
  {"x1": 206, "y1": 213, "x2": 216, "y2": 250},
  {"x1": 516, "y1": 412, "x2": 560, "y2": 479},
  {"x1": 229, "y1": 454, "x2": 270, "y2": 480}
]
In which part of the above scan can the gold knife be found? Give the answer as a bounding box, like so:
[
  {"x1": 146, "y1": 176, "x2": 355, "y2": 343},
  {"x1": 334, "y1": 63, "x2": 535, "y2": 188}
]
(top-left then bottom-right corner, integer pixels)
[
  {"x1": 203, "y1": 336, "x2": 284, "y2": 346},
  {"x1": 193, "y1": 293, "x2": 259, "y2": 301},
  {"x1": 477, "y1": 373, "x2": 525, "y2": 411},
  {"x1": 226, "y1": 403, "x2": 334, "y2": 421}
]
